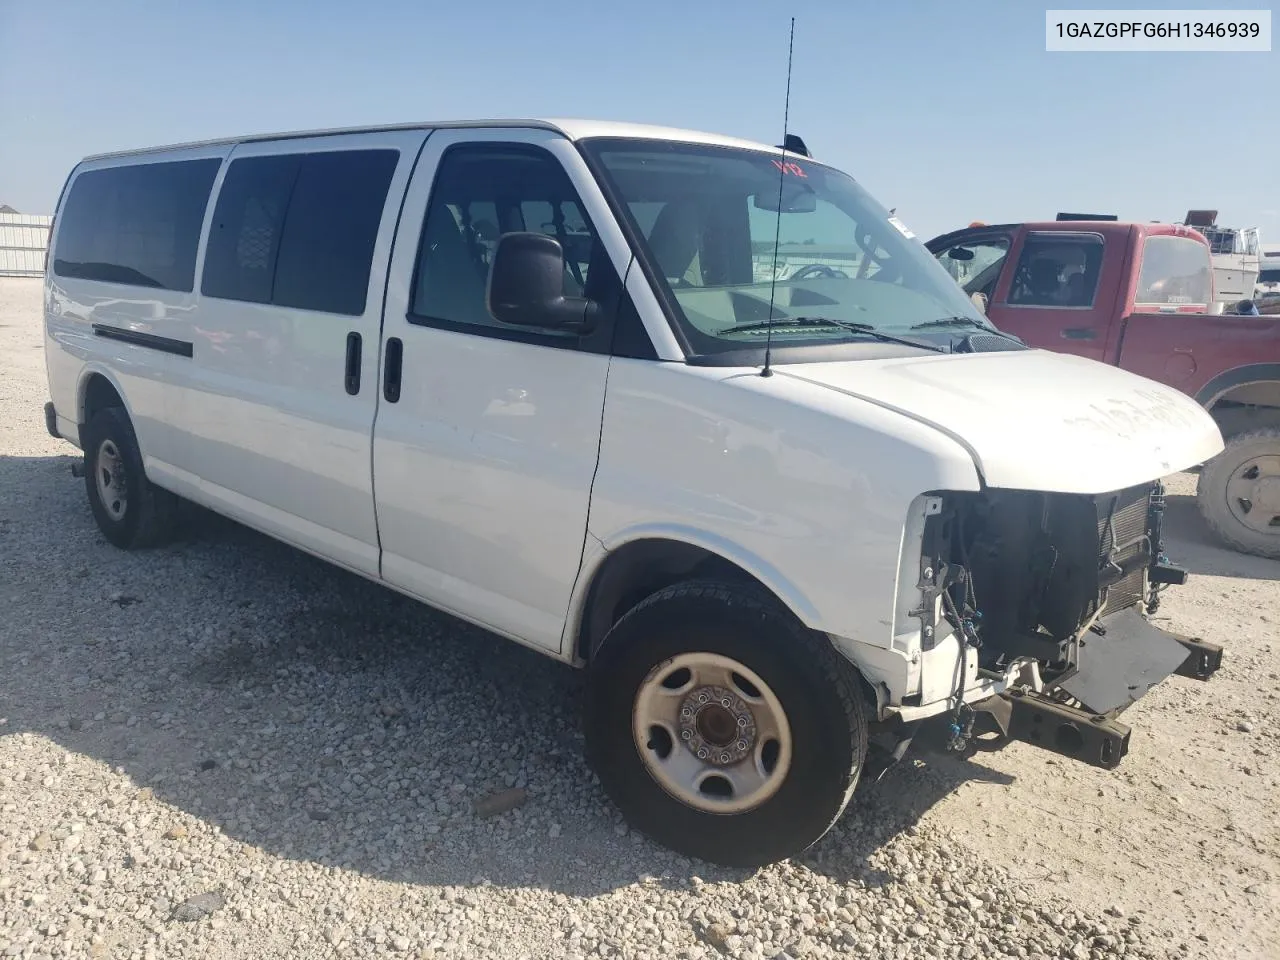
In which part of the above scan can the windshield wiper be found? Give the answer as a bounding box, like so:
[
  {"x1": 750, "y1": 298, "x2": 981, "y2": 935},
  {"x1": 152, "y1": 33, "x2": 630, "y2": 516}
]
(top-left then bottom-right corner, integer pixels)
[
  {"x1": 910, "y1": 315, "x2": 1026, "y2": 346},
  {"x1": 909, "y1": 316, "x2": 991, "y2": 331},
  {"x1": 722, "y1": 316, "x2": 947, "y2": 353}
]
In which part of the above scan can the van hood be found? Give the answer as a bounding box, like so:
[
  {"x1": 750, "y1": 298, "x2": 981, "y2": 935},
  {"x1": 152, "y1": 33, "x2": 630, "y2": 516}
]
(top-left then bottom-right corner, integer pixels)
[{"x1": 777, "y1": 350, "x2": 1225, "y2": 494}]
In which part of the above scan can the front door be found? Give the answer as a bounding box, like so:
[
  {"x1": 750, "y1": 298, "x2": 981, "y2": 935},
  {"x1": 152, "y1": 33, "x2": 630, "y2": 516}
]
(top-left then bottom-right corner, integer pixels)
[
  {"x1": 373, "y1": 127, "x2": 635, "y2": 653},
  {"x1": 986, "y1": 229, "x2": 1120, "y2": 363}
]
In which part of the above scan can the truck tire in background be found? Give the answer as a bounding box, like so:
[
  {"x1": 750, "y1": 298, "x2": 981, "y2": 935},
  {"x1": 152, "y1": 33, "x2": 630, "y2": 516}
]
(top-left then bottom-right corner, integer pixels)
[
  {"x1": 1196, "y1": 427, "x2": 1280, "y2": 560},
  {"x1": 583, "y1": 580, "x2": 868, "y2": 868}
]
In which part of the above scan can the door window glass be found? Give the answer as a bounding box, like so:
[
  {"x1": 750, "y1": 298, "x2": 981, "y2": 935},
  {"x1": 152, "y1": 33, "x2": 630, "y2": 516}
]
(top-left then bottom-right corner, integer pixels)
[
  {"x1": 411, "y1": 145, "x2": 602, "y2": 332},
  {"x1": 202, "y1": 149, "x2": 399, "y2": 315},
  {"x1": 1007, "y1": 234, "x2": 1104, "y2": 307}
]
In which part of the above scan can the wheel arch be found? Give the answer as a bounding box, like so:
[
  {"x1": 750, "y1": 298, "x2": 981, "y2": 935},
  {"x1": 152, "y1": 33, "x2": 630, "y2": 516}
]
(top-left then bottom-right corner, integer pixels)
[
  {"x1": 570, "y1": 530, "x2": 823, "y2": 664},
  {"x1": 1197, "y1": 364, "x2": 1280, "y2": 410},
  {"x1": 1198, "y1": 366, "x2": 1280, "y2": 439},
  {"x1": 77, "y1": 367, "x2": 131, "y2": 428}
]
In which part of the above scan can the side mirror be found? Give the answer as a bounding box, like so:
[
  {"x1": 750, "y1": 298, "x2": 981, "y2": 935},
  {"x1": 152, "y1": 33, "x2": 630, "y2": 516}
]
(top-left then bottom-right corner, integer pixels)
[
  {"x1": 947, "y1": 247, "x2": 975, "y2": 262},
  {"x1": 486, "y1": 232, "x2": 595, "y2": 332},
  {"x1": 970, "y1": 291, "x2": 988, "y2": 314}
]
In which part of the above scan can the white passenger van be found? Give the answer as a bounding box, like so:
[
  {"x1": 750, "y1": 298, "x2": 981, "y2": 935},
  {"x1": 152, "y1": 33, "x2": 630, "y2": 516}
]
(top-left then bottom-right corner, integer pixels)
[{"x1": 43, "y1": 119, "x2": 1226, "y2": 867}]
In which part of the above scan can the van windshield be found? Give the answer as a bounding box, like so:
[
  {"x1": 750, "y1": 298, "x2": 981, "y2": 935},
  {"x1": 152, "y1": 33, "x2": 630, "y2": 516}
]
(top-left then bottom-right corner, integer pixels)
[{"x1": 581, "y1": 138, "x2": 992, "y2": 360}]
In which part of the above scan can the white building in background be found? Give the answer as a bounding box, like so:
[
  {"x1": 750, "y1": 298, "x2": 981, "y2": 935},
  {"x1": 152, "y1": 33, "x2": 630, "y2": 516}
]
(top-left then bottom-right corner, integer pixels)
[{"x1": 0, "y1": 210, "x2": 53, "y2": 277}]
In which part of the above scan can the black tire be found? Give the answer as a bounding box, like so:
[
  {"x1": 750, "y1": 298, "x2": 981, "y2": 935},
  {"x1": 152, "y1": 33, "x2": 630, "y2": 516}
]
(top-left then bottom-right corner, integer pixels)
[
  {"x1": 583, "y1": 580, "x2": 868, "y2": 868},
  {"x1": 81, "y1": 406, "x2": 178, "y2": 549},
  {"x1": 1195, "y1": 427, "x2": 1280, "y2": 560}
]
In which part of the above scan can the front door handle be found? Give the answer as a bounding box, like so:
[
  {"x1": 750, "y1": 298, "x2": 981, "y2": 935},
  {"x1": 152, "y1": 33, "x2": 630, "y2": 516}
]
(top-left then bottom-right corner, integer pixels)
[
  {"x1": 383, "y1": 337, "x2": 403, "y2": 403},
  {"x1": 344, "y1": 332, "x2": 362, "y2": 395},
  {"x1": 1061, "y1": 327, "x2": 1096, "y2": 340}
]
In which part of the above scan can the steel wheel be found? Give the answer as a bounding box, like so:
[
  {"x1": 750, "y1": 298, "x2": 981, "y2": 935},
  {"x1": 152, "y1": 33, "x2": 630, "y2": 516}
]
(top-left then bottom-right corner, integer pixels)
[
  {"x1": 1224, "y1": 453, "x2": 1280, "y2": 535},
  {"x1": 586, "y1": 581, "x2": 868, "y2": 867},
  {"x1": 95, "y1": 438, "x2": 128, "y2": 521},
  {"x1": 632, "y1": 651, "x2": 792, "y2": 814}
]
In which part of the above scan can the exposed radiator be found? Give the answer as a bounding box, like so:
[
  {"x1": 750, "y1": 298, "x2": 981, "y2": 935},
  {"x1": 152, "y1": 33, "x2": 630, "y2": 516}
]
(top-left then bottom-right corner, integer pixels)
[{"x1": 1097, "y1": 484, "x2": 1154, "y2": 613}]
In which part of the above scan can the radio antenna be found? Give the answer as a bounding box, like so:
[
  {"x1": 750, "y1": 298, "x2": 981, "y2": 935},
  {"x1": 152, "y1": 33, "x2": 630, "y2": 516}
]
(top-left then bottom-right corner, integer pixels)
[{"x1": 761, "y1": 16, "x2": 796, "y2": 379}]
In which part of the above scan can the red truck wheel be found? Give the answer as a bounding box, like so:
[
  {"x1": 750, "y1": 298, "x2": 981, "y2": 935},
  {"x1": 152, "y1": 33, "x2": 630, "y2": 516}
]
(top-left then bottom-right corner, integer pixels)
[{"x1": 1196, "y1": 427, "x2": 1280, "y2": 560}]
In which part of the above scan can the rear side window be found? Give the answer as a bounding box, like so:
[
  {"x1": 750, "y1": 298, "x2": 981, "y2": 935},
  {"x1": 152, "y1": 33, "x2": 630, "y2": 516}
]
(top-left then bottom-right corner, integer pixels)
[
  {"x1": 1007, "y1": 233, "x2": 1104, "y2": 307},
  {"x1": 202, "y1": 149, "x2": 398, "y2": 315},
  {"x1": 53, "y1": 158, "x2": 221, "y2": 291},
  {"x1": 1135, "y1": 236, "x2": 1213, "y2": 306}
]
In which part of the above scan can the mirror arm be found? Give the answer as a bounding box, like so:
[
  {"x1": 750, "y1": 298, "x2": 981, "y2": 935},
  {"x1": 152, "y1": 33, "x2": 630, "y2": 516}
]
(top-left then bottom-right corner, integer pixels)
[{"x1": 534, "y1": 295, "x2": 597, "y2": 333}]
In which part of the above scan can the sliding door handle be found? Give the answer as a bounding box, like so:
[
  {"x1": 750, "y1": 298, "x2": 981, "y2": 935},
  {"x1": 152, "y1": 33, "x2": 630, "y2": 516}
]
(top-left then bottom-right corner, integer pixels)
[
  {"x1": 344, "y1": 332, "x2": 362, "y2": 395},
  {"x1": 383, "y1": 337, "x2": 403, "y2": 403},
  {"x1": 1061, "y1": 327, "x2": 1096, "y2": 340}
]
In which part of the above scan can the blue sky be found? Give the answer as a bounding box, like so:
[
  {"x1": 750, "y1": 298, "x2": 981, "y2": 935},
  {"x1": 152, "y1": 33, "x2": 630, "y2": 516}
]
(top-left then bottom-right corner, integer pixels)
[{"x1": 1, "y1": 0, "x2": 1275, "y2": 241}]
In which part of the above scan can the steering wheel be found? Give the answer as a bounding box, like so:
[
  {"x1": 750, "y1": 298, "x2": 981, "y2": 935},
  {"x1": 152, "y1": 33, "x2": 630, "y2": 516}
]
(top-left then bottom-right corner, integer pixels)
[
  {"x1": 790, "y1": 263, "x2": 849, "y2": 281},
  {"x1": 850, "y1": 227, "x2": 905, "y2": 283}
]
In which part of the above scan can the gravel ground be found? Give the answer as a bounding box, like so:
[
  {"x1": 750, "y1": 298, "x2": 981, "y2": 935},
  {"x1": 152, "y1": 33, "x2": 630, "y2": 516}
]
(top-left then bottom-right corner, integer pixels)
[{"x1": 1, "y1": 276, "x2": 1277, "y2": 960}]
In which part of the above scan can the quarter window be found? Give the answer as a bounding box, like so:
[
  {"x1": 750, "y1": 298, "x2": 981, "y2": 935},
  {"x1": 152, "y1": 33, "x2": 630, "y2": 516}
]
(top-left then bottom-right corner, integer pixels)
[
  {"x1": 411, "y1": 145, "x2": 601, "y2": 332},
  {"x1": 202, "y1": 149, "x2": 398, "y2": 315},
  {"x1": 1007, "y1": 234, "x2": 1104, "y2": 307},
  {"x1": 53, "y1": 158, "x2": 221, "y2": 292}
]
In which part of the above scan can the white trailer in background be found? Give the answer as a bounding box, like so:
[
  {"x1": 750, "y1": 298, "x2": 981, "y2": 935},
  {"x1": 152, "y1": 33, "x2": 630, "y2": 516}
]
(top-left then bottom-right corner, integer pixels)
[
  {"x1": 1178, "y1": 209, "x2": 1261, "y2": 314},
  {"x1": 0, "y1": 212, "x2": 53, "y2": 278}
]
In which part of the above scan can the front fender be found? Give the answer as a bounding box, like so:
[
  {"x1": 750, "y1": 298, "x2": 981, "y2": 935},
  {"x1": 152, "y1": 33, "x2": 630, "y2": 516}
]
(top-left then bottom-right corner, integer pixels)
[
  {"x1": 580, "y1": 358, "x2": 982, "y2": 662},
  {"x1": 570, "y1": 522, "x2": 826, "y2": 646}
]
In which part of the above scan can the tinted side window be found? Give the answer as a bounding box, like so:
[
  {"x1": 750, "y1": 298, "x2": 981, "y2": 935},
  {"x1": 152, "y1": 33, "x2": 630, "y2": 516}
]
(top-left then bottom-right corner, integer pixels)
[
  {"x1": 412, "y1": 145, "x2": 602, "y2": 332},
  {"x1": 54, "y1": 158, "x2": 221, "y2": 291},
  {"x1": 1007, "y1": 234, "x2": 1104, "y2": 307},
  {"x1": 201, "y1": 155, "x2": 297, "y2": 304},
  {"x1": 202, "y1": 149, "x2": 398, "y2": 315},
  {"x1": 273, "y1": 150, "x2": 399, "y2": 315}
]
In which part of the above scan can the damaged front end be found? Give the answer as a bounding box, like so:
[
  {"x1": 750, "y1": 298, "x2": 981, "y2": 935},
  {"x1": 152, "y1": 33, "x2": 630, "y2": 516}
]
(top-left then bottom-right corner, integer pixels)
[{"x1": 904, "y1": 480, "x2": 1223, "y2": 770}]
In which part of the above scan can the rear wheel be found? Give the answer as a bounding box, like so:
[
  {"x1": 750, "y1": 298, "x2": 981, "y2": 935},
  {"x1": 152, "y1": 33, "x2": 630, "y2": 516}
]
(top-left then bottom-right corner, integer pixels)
[
  {"x1": 1196, "y1": 427, "x2": 1280, "y2": 560},
  {"x1": 584, "y1": 580, "x2": 867, "y2": 867},
  {"x1": 82, "y1": 406, "x2": 179, "y2": 549}
]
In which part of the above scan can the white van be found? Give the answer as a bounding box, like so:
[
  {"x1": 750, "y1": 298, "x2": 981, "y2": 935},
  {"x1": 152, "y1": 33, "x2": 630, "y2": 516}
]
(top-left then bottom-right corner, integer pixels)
[{"x1": 42, "y1": 119, "x2": 1226, "y2": 867}]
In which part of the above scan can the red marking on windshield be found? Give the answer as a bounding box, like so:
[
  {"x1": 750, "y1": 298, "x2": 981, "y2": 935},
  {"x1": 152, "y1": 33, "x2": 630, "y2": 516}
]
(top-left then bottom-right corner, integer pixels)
[{"x1": 771, "y1": 160, "x2": 808, "y2": 178}]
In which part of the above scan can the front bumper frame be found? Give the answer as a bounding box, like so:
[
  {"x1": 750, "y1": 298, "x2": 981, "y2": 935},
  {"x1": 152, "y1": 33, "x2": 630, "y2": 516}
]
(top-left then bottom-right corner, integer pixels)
[{"x1": 967, "y1": 615, "x2": 1224, "y2": 770}]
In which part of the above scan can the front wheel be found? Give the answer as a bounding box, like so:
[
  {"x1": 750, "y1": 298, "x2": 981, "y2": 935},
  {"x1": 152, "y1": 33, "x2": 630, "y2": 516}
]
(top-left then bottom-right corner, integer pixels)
[
  {"x1": 583, "y1": 580, "x2": 867, "y2": 867},
  {"x1": 1196, "y1": 427, "x2": 1280, "y2": 560}
]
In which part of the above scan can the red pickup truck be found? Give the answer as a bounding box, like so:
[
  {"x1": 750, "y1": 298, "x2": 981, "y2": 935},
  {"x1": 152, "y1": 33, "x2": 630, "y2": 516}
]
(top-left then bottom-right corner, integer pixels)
[{"x1": 926, "y1": 220, "x2": 1280, "y2": 559}]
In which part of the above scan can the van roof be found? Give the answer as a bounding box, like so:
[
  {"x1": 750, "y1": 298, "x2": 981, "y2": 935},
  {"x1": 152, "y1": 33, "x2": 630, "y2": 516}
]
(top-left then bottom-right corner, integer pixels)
[{"x1": 81, "y1": 118, "x2": 787, "y2": 162}]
